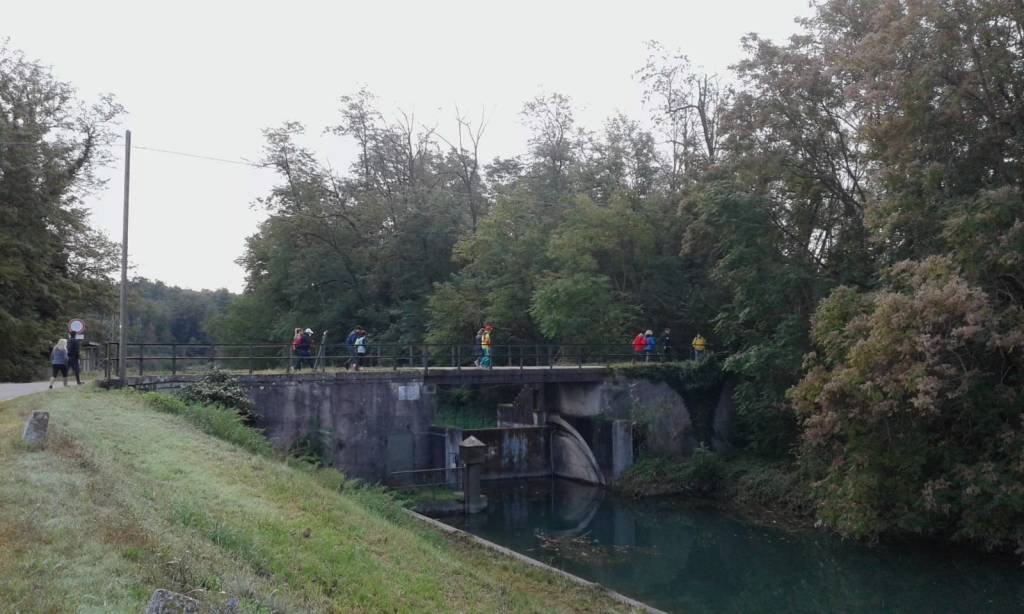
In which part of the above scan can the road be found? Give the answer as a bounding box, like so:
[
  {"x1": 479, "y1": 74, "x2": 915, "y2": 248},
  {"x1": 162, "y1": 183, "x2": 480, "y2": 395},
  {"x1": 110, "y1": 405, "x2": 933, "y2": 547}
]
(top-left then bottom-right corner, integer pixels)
[{"x1": 0, "y1": 381, "x2": 59, "y2": 402}]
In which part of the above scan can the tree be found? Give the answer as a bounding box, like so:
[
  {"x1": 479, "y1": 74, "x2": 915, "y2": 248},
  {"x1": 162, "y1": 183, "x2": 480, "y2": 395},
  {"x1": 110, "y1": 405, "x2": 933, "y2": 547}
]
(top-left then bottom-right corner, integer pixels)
[{"x1": 0, "y1": 43, "x2": 122, "y2": 380}]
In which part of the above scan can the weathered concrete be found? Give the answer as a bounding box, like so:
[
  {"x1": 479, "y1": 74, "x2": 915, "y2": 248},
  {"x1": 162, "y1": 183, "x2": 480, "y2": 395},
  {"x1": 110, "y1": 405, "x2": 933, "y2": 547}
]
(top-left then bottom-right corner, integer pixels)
[
  {"x1": 712, "y1": 376, "x2": 738, "y2": 452},
  {"x1": 555, "y1": 377, "x2": 696, "y2": 458},
  {"x1": 248, "y1": 377, "x2": 437, "y2": 481},
  {"x1": 548, "y1": 415, "x2": 605, "y2": 485},
  {"x1": 462, "y1": 426, "x2": 551, "y2": 480},
  {"x1": 21, "y1": 411, "x2": 49, "y2": 447},
  {"x1": 611, "y1": 419, "x2": 633, "y2": 480}
]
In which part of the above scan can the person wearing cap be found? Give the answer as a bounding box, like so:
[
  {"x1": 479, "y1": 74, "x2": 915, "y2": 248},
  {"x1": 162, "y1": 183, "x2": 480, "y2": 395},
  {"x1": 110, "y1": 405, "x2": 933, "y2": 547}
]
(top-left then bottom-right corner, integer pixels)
[
  {"x1": 479, "y1": 324, "x2": 493, "y2": 369},
  {"x1": 644, "y1": 330, "x2": 656, "y2": 362},
  {"x1": 296, "y1": 328, "x2": 313, "y2": 370}
]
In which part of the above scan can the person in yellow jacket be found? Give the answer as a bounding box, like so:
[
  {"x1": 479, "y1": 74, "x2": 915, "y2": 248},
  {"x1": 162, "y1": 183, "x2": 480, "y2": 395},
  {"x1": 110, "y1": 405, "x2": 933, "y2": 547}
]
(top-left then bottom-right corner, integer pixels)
[
  {"x1": 479, "y1": 324, "x2": 493, "y2": 369},
  {"x1": 692, "y1": 333, "x2": 707, "y2": 360}
]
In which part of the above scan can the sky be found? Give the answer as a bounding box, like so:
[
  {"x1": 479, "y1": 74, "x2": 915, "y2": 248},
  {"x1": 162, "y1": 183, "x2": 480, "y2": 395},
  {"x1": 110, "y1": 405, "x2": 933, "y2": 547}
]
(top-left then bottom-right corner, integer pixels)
[{"x1": 5, "y1": 0, "x2": 813, "y2": 292}]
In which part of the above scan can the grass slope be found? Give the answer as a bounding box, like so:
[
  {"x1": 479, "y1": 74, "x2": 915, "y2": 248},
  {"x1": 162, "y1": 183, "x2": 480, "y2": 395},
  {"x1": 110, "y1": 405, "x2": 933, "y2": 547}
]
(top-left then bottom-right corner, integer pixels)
[{"x1": 0, "y1": 388, "x2": 631, "y2": 613}]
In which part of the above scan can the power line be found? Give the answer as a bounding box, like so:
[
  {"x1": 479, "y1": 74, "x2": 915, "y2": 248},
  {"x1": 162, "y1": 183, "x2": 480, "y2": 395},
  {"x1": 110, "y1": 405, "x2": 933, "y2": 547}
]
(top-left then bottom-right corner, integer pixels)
[{"x1": 0, "y1": 140, "x2": 271, "y2": 169}]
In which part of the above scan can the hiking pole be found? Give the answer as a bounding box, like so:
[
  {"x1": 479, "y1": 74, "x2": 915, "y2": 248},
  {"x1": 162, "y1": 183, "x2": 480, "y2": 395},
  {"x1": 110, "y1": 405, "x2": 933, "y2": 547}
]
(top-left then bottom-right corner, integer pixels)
[{"x1": 314, "y1": 330, "x2": 328, "y2": 371}]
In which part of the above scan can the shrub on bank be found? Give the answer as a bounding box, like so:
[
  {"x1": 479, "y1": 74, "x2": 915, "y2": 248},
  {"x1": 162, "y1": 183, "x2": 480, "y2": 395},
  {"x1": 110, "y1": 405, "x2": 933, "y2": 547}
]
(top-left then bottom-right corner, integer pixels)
[
  {"x1": 143, "y1": 392, "x2": 273, "y2": 457},
  {"x1": 616, "y1": 446, "x2": 725, "y2": 498},
  {"x1": 179, "y1": 367, "x2": 258, "y2": 424}
]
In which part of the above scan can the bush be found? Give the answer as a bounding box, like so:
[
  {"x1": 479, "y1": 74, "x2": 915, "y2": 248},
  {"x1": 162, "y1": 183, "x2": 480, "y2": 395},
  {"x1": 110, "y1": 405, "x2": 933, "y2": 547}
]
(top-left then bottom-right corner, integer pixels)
[
  {"x1": 180, "y1": 368, "x2": 258, "y2": 423},
  {"x1": 615, "y1": 445, "x2": 725, "y2": 498},
  {"x1": 143, "y1": 392, "x2": 273, "y2": 457}
]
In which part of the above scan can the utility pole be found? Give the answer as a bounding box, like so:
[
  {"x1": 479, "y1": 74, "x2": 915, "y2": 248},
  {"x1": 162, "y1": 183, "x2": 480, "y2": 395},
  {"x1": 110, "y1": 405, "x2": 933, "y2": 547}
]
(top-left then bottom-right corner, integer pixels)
[{"x1": 117, "y1": 130, "x2": 131, "y2": 380}]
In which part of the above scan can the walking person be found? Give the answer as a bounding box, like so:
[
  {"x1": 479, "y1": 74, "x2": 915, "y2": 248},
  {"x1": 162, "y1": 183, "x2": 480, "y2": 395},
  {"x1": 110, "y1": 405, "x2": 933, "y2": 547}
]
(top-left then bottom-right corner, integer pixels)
[
  {"x1": 49, "y1": 338, "x2": 69, "y2": 388},
  {"x1": 351, "y1": 330, "x2": 368, "y2": 371},
  {"x1": 296, "y1": 328, "x2": 313, "y2": 370},
  {"x1": 479, "y1": 324, "x2": 493, "y2": 369},
  {"x1": 345, "y1": 326, "x2": 363, "y2": 370},
  {"x1": 67, "y1": 330, "x2": 83, "y2": 385},
  {"x1": 692, "y1": 333, "x2": 707, "y2": 361},
  {"x1": 644, "y1": 330, "x2": 656, "y2": 362},
  {"x1": 291, "y1": 327, "x2": 303, "y2": 370},
  {"x1": 473, "y1": 327, "x2": 484, "y2": 367},
  {"x1": 632, "y1": 331, "x2": 645, "y2": 362},
  {"x1": 659, "y1": 328, "x2": 672, "y2": 362}
]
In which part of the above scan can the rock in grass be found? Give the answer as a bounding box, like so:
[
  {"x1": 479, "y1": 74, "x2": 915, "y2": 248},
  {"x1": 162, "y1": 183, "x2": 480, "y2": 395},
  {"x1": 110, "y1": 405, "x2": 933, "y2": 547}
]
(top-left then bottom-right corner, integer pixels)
[
  {"x1": 21, "y1": 411, "x2": 49, "y2": 447},
  {"x1": 144, "y1": 589, "x2": 199, "y2": 614}
]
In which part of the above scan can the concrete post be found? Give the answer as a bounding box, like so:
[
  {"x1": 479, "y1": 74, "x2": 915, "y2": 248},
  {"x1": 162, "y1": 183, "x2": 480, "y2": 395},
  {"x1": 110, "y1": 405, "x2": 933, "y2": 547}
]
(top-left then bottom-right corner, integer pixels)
[
  {"x1": 611, "y1": 419, "x2": 634, "y2": 479},
  {"x1": 459, "y1": 436, "x2": 487, "y2": 514}
]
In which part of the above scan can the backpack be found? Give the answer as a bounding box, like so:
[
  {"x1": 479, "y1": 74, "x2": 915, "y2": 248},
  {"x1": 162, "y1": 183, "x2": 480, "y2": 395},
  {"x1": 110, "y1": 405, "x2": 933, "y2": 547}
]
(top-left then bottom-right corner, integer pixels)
[{"x1": 355, "y1": 336, "x2": 367, "y2": 354}]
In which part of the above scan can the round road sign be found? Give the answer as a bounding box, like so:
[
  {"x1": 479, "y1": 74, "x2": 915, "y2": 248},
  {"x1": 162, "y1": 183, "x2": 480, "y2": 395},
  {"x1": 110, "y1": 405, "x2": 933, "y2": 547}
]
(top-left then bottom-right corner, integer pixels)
[{"x1": 68, "y1": 319, "x2": 86, "y2": 335}]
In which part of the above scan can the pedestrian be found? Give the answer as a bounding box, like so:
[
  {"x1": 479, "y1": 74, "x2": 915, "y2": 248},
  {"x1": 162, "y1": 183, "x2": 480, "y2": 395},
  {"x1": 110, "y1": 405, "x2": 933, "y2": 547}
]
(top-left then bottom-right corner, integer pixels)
[
  {"x1": 644, "y1": 330, "x2": 656, "y2": 362},
  {"x1": 67, "y1": 330, "x2": 83, "y2": 385},
  {"x1": 291, "y1": 327, "x2": 303, "y2": 370},
  {"x1": 345, "y1": 326, "x2": 363, "y2": 370},
  {"x1": 632, "y1": 331, "x2": 645, "y2": 362},
  {"x1": 351, "y1": 330, "x2": 368, "y2": 371},
  {"x1": 692, "y1": 333, "x2": 707, "y2": 360},
  {"x1": 296, "y1": 328, "x2": 313, "y2": 370},
  {"x1": 473, "y1": 327, "x2": 484, "y2": 367},
  {"x1": 49, "y1": 338, "x2": 69, "y2": 388},
  {"x1": 479, "y1": 324, "x2": 493, "y2": 369},
  {"x1": 660, "y1": 328, "x2": 672, "y2": 362}
]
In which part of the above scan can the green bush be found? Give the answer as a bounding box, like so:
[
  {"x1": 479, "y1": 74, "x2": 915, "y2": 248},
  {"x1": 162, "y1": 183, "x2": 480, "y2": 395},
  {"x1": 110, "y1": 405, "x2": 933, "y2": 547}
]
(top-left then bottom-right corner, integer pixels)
[
  {"x1": 180, "y1": 368, "x2": 258, "y2": 424},
  {"x1": 143, "y1": 392, "x2": 273, "y2": 457},
  {"x1": 616, "y1": 445, "x2": 725, "y2": 497}
]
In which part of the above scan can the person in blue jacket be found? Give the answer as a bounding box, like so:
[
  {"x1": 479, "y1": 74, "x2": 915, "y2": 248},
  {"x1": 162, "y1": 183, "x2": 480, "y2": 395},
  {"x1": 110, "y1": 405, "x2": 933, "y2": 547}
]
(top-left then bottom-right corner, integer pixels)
[{"x1": 644, "y1": 330, "x2": 656, "y2": 362}]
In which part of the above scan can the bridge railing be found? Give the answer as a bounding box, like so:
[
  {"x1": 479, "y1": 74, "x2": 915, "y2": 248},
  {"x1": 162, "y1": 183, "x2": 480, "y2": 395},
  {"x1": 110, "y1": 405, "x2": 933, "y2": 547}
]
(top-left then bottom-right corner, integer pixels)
[{"x1": 102, "y1": 341, "x2": 682, "y2": 379}]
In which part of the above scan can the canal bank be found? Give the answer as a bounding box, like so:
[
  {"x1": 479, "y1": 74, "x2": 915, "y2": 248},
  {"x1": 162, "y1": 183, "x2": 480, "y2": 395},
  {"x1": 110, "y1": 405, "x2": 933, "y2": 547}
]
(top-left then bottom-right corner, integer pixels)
[{"x1": 440, "y1": 478, "x2": 1024, "y2": 614}]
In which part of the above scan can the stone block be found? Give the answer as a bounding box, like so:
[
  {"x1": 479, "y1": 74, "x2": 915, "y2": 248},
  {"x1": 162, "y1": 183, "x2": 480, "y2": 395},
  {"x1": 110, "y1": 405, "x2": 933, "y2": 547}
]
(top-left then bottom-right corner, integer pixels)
[{"x1": 21, "y1": 411, "x2": 49, "y2": 447}]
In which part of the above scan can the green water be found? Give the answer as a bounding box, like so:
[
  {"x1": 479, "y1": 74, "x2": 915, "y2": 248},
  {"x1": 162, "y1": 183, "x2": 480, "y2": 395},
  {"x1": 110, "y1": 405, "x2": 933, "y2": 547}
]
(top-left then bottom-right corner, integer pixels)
[{"x1": 441, "y1": 478, "x2": 1023, "y2": 613}]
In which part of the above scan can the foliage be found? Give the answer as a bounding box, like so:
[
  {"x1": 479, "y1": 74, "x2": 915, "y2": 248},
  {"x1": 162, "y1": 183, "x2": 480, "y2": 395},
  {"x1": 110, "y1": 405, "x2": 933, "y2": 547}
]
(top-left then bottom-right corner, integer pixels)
[
  {"x1": 142, "y1": 392, "x2": 273, "y2": 457},
  {"x1": 0, "y1": 43, "x2": 122, "y2": 381},
  {"x1": 615, "y1": 446, "x2": 725, "y2": 498},
  {"x1": 178, "y1": 368, "x2": 258, "y2": 423}
]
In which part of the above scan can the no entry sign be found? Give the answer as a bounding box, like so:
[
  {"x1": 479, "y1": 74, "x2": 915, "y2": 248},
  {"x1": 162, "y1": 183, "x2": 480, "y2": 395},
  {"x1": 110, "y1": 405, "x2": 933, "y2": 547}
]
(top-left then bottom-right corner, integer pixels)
[{"x1": 68, "y1": 319, "x2": 86, "y2": 336}]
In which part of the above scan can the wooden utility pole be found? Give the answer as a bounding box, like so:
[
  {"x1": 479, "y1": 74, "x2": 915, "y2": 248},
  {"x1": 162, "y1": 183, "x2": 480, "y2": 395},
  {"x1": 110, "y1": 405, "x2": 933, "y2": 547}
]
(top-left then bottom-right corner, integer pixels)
[{"x1": 117, "y1": 130, "x2": 131, "y2": 380}]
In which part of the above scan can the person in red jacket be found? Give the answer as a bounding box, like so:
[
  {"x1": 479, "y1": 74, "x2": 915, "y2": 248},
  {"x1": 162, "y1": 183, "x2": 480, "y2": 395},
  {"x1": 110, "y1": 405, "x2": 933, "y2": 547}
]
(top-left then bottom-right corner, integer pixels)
[{"x1": 632, "y1": 331, "x2": 646, "y2": 362}]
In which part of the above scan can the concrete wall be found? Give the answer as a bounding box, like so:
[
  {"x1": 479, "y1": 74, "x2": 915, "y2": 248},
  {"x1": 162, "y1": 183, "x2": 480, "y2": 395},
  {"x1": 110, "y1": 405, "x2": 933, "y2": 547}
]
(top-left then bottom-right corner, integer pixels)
[
  {"x1": 123, "y1": 373, "x2": 437, "y2": 483},
  {"x1": 462, "y1": 426, "x2": 551, "y2": 480},
  {"x1": 553, "y1": 377, "x2": 696, "y2": 458}
]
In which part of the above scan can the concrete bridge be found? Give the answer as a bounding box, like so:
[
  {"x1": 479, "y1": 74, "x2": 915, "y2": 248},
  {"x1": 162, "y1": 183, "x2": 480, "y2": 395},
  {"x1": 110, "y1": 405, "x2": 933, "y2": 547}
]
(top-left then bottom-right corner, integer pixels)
[{"x1": 120, "y1": 364, "x2": 727, "y2": 486}]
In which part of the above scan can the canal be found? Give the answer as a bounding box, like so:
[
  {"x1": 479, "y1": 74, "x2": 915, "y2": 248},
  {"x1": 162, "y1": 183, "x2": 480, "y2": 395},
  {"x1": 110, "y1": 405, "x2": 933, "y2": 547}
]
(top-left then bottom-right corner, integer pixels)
[{"x1": 440, "y1": 478, "x2": 1024, "y2": 613}]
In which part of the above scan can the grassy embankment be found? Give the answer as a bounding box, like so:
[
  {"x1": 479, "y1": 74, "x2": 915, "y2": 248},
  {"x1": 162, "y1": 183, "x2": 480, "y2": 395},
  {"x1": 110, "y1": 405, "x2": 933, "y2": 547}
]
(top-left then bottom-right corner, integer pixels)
[{"x1": 0, "y1": 388, "x2": 633, "y2": 613}]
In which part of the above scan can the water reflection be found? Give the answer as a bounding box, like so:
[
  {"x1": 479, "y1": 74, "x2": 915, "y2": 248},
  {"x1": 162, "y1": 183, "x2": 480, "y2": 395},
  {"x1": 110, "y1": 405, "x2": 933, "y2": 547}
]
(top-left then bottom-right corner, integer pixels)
[{"x1": 443, "y1": 478, "x2": 1024, "y2": 614}]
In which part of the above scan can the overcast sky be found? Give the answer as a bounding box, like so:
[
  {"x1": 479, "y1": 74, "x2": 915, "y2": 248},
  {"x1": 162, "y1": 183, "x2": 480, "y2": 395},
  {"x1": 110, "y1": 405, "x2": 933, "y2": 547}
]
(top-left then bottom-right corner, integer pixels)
[{"x1": 6, "y1": 0, "x2": 812, "y2": 292}]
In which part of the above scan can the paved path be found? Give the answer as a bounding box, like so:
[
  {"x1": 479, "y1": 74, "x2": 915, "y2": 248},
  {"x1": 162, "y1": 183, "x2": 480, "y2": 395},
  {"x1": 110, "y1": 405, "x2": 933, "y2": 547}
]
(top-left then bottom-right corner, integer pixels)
[{"x1": 0, "y1": 381, "x2": 57, "y2": 402}]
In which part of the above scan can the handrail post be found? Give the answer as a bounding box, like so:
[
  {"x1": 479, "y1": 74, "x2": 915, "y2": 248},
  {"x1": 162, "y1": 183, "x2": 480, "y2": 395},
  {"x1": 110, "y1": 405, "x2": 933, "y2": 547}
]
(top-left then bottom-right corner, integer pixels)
[
  {"x1": 422, "y1": 346, "x2": 428, "y2": 376},
  {"x1": 249, "y1": 344, "x2": 255, "y2": 375},
  {"x1": 578, "y1": 345, "x2": 582, "y2": 369},
  {"x1": 548, "y1": 345, "x2": 553, "y2": 369},
  {"x1": 104, "y1": 342, "x2": 110, "y2": 380},
  {"x1": 171, "y1": 343, "x2": 177, "y2": 376},
  {"x1": 138, "y1": 344, "x2": 144, "y2": 376},
  {"x1": 450, "y1": 345, "x2": 455, "y2": 368},
  {"x1": 209, "y1": 344, "x2": 215, "y2": 370},
  {"x1": 456, "y1": 345, "x2": 462, "y2": 372}
]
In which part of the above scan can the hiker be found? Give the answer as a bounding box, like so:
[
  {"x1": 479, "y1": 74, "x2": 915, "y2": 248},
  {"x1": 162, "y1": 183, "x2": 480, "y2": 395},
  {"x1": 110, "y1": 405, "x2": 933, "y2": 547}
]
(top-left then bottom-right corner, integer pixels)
[
  {"x1": 295, "y1": 328, "x2": 313, "y2": 370},
  {"x1": 479, "y1": 324, "x2": 493, "y2": 369},
  {"x1": 644, "y1": 330, "x2": 656, "y2": 362},
  {"x1": 49, "y1": 338, "x2": 69, "y2": 388},
  {"x1": 692, "y1": 333, "x2": 707, "y2": 360},
  {"x1": 67, "y1": 330, "x2": 83, "y2": 385},
  {"x1": 473, "y1": 327, "x2": 484, "y2": 367},
  {"x1": 632, "y1": 331, "x2": 645, "y2": 362},
  {"x1": 291, "y1": 328, "x2": 303, "y2": 370},
  {"x1": 345, "y1": 326, "x2": 363, "y2": 370},
  {"x1": 660, "y1": 328, "x2": 672, "y2": 362},
  {"x1": 351, "y1": 330, "x2": 368, "y2": 371}
]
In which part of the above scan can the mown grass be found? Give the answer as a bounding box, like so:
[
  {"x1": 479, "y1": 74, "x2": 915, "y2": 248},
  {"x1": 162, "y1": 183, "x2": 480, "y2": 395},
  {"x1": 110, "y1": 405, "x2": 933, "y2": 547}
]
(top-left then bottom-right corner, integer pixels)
[{"x1": 0, "y1": 388, "x2": 633, "y2": 613}]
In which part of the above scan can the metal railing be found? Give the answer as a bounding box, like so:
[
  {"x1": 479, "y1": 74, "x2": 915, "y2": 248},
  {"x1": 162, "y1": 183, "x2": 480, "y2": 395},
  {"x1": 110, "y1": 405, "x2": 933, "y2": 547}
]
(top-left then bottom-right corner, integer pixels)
[{"x1": 102, "y1": 341, "x2": 692, "y2": 379}]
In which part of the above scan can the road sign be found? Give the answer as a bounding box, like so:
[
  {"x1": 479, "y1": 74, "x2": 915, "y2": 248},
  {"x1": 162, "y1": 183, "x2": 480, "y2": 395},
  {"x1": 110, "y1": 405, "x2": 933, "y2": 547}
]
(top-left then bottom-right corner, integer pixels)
[{"x1": 68, "y1": 319, "x2": 86, "y2": 335}]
